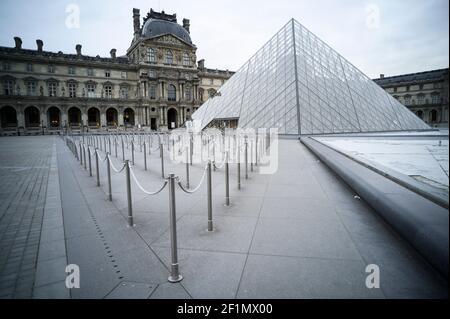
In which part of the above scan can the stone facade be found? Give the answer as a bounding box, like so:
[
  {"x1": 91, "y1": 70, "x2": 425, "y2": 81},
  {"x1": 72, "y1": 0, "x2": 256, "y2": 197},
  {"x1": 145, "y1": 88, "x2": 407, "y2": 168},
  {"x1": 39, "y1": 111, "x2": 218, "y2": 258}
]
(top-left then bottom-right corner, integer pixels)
[
  {"x1": 373, "y1": 68, "x2": 449, "y2": 127},
  {"x1": 0, "y1": 8, "x2": 234, "y2": 134}
]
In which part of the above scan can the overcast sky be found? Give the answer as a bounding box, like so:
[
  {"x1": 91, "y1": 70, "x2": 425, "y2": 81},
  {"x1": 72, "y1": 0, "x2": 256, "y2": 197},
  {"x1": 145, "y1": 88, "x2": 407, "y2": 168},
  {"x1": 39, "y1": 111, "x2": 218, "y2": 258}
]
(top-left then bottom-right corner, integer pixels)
[{"x1": 0, "y1": 0, "x2": 448, "y2": 78}]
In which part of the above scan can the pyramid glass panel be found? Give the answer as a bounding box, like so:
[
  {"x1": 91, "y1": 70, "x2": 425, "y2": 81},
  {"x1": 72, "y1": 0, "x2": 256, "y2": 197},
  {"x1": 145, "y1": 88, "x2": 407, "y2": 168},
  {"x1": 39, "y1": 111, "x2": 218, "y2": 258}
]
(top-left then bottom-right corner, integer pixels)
[{"x1": 192, "y1": 19, "x2": 430, "y2": 134}]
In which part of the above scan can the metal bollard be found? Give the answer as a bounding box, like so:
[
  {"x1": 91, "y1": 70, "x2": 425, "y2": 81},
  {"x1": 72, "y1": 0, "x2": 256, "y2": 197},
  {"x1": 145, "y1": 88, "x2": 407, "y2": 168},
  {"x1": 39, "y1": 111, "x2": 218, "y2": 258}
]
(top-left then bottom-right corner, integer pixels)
[
  {"x1": 131, "y1": 141, "x2": 135, "y2": 165},
  {"x1": 95, "y1": 148, "x2": 100, "y2": 187},
  {"x1": 160, "y1": 143, "x2": 165, "y2": 178},
  {"x1": 125, "y1": 160, "x2": 134, "y2": 227},
  {"x1": 255, "y1": 134, "x2": 258, "y2": 166},
  {"x1": 115, "y1": 138, "x2": 117, "y2": 158},
  {"x1": 83, "y1": 145, "x2": 87, "y2": 170},
  {"x1": 225, "y1": 151, "x2": 230, "y2": 206},
  {"x1": 250, "y1": 140, "x2": 253, "y2": 172},
  {"x1": 108, "y1": 138, "x2": 111, "y2": 154},
  {"x1": 88, "y1": 147, "x2": 92, "y2": 177},
  {"x1": 167, "y1": 173, "x2": 183, "y2": 283},
  {"x1": 207, "y1": 160, "x2": 213, "y2": 232},
  {"x1": 190, "y1": 135, "x2": 193, "y2": 166},
  {"x1": 143, "y1": 142, "x2": 147, "y2": 171},
  {"x1": 185, "y1": 147, "x2": 190, "y2": 189},
  {"x1": 245, "y1": 139, "x2": 248, "y2": 180},
  {"x1": 104, "y1": 137, "x2": 106, "y2": 152},
  {"x1": 213, "y1": 141, "x2": 216, "y2": 172},
  {"x1": 122, "y1": 138, "x2": 125, "y2": 162},
  {"x1": 106, "y1": 153, "x2": 112, "y2": 201},
  {"x1": 237, "y1": 144, "x2": 241, "y2": 190},
  {"x1": 79, "y1": 143, "x2": 83, "y2": 166}
]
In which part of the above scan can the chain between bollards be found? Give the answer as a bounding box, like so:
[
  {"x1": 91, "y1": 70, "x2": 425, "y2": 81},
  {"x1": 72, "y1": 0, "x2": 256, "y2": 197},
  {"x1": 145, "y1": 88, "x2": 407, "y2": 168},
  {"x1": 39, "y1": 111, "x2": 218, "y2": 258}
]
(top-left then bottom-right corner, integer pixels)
[{"x1": 168, "y1": 173, "x2": 183, "y2": 283}]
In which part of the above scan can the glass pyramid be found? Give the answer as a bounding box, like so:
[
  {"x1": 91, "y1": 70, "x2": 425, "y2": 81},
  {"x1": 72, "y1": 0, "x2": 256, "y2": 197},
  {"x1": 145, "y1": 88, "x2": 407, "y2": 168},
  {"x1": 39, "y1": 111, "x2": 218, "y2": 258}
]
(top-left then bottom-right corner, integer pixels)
[{"x1": 192, "y1": 19, "x2": 430, "y2": 134}]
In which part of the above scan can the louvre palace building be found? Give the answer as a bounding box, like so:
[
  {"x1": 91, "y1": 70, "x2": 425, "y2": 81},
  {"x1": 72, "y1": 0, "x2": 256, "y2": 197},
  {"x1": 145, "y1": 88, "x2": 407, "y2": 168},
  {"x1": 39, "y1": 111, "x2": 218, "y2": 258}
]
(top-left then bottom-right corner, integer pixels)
[{"x1": 0, "y1": 8, "x2": 233, "y2": 135}]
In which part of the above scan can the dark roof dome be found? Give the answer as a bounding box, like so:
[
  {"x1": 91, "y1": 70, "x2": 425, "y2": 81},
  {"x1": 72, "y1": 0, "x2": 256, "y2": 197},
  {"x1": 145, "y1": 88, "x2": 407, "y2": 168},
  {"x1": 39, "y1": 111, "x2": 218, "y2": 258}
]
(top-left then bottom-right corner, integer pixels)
[{"x1": 142, "y1": 18, "x2": 192, "y2": 44}]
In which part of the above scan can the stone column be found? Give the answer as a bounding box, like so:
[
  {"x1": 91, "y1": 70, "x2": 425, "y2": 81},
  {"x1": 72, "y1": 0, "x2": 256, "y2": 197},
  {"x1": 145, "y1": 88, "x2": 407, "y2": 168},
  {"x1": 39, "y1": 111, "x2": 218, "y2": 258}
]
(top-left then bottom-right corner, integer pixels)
[
  {"x1": 100, "y1": 111, "x2": 106, "y2": 127},
  {"x1": 118, "y1": 110, "x2": 124, "y2": 126}
]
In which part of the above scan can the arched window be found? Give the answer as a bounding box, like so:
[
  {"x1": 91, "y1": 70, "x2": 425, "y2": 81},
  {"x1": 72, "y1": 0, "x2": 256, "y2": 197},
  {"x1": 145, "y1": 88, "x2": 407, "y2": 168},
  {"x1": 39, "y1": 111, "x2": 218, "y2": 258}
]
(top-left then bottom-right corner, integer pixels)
[
  {"x1": 165, "y1": 50, "x2": 173, "y2": 64},
  {"x1": 147, "y1": 48, "x2": 156, "y2": 63},
  {"x1": 183, "y1": 52, "x2": 190, "y2": 66},
  {"x1": 430, "y1": 109, "x2": 438, "y2": 122},
  {"x1": 168, "y1": 84, "x2": 176, "y2": 101},
  {"x1": 416, "y1": 110, "x2": 424, "y2": 119}
]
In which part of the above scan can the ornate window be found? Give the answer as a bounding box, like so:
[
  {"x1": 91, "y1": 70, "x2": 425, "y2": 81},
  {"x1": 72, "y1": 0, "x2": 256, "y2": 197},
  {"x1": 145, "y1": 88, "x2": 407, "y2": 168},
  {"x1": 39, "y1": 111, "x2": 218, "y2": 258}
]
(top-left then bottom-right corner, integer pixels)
[
  {"x1": 48, "y1": 82, "x2": 57, "y2": 97},
  {"x1": 149, "y1": 85, "x2": 157, "y2": 100},
  {"x1": 147, "y1": 48, "x2": 156, "y2": 63},
  {"x1": 165, "y1": 50, "x2": 173, "y2": 64},
  {"x1": 404, "y1": 95, "x2": 411, "y2": 105},
  {"x1": 120, "y1": 86, "x2": 128, "y2": 99},
  {"x1": 168, "y1": 84, "x2": 176, "y2": 101},
  {"x1": 26, "y1": 81, "x2": 37, "y2": 96},
  {"x1": 86, "y1": 83, "x2": 96, "y2": 98},
  {"x1": 3, "y1": 80, "x2": 14, "y2": 95},
  {"x1": 431, "y1": 94, "x2": 440, "y2": 104},
  {"x1": 183, "y1": 52, "x2": 190, "y2": 66},
  {"x1": 185, "y1": 86, "x2": 191, "y2": 101},
  {"x1": 104, "y1": 85, "x2": 113, "y2": 98},
  {"x1": 68, "y1": 83, "x2": 77, "y2": 97},
  {"x1": 417, "y1": 94, "x2": 425, "y2": 105}
]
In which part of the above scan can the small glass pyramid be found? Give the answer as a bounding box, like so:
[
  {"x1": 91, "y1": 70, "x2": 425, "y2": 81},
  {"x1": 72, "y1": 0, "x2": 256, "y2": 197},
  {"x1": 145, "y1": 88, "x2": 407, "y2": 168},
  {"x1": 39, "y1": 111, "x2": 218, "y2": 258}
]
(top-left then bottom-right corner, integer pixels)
[{"x1": 192, "y1": 19, "x2": 430, "y2": 134}]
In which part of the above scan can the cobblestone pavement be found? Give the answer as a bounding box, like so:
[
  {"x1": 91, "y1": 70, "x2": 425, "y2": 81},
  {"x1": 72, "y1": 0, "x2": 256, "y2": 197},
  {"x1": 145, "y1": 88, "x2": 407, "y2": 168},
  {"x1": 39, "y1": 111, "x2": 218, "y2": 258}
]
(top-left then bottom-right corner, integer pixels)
[{"x1": 0, "y1": 136, "x2": 54, "y2": 298}]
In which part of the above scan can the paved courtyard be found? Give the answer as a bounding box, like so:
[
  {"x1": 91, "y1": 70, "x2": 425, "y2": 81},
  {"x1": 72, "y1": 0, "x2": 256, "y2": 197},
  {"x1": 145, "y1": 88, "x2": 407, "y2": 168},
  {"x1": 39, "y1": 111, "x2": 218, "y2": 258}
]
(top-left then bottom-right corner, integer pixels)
[{"x1": 0, "y1": 135, "x2": 447, "y2": 298}]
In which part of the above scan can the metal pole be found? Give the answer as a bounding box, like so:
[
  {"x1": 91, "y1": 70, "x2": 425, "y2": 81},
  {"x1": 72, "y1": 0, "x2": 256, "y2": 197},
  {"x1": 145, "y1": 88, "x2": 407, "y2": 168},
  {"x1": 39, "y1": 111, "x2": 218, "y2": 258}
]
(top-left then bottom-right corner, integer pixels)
[
  {"x1": 207, "y1": 160, "x2": 213, "y2": 232},
  {"x1": 83, "y1": 145, "x2": 87, "y2": 170},
  {"x1": 106, "y1": 153, "x2": 112, "y2": 201},
  {"x1": 185, "y1": 147, "x2": 190, "y2": 189},
  {"x1": 108, "y1": 138, "x2": 111, "y2": 154},
  {"x1": 131, "y1": 141, "x2": 135, "y2": 165},
  {"x1": 245, "y1": 138, "x2": 248, "y2": 179},
  {"x1": 122, "y1": 138, "x2": 125, "y2": 162},
  {"x1": 225, "y1": 151, "x2": 230, "y2": 206},
  {"x1": 237, "y1": 142, "x2": 241, "y2": 190},
  {"x1": 160, "y1": 143, "x2": 165, "y2": 178},
  {"x1": 255, "y1": 133, "x2": 258, "y2": 166},
  {"x1": 79, "y1": 143, "x2": 83, "y2": 166},
  {"x1": 88, "y1": 147, "x2": 92, "y2": 177},
  {"x1": 250, "y1": 140, "x2": 253, "y2": 172},
  {"x1": 125, "y1": 160, "x2": 134, "y2": 227},
  {"x1": 95, "y1": 148, "x2": 100, "y2": 187},
  {"x1": 213, "y1": 139, "x2": 216, "y2": 171},
  {"x1": 190, "y1": 133, "x2": 193, "y2": 166},
  {"x1": 115, "y1": 138, "x2": 117, "y2": 158},
  {"x1": 168, "y1": 173, "x2": 183, "y2": 283},
  {"x1": 143, "y1": 142, "x2": 147, "y2": 171}
]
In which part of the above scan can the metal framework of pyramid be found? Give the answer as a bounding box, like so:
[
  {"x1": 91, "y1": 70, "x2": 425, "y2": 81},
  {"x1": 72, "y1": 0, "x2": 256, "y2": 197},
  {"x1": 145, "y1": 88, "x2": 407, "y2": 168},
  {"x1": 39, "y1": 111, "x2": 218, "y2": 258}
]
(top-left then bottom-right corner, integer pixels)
[{"x1": 192, "y1": 19, "x2": 430, "y2": 134}]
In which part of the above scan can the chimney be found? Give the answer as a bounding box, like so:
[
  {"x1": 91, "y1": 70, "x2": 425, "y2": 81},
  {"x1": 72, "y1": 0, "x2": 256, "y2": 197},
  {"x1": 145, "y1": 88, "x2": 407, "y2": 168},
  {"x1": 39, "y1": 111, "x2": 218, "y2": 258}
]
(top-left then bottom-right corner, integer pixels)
[
  {"x1": 14, "y1": 37, "x2": 22, "y2": 49},
  {"x1": 110, "y1": 48, "x2": 117, "y2": 60},
  {"x1": 133, "y1": 8, "x2": 140, "y2": 35},
  {"x1": 380, "y1": 74, "x2": 385, "y2": 79},
  {"x1": 76, "y1": 44, "x2": 82, "y2": 56},
  {"x1": 198, "y1": 59, "x2": 205, "y2": 70},
  {"x1": 36, "y1": 39, "x2": 43, "y2": 52},
  {"x1": 183, "y1": 18, "x2": 190, "y2": 33}
]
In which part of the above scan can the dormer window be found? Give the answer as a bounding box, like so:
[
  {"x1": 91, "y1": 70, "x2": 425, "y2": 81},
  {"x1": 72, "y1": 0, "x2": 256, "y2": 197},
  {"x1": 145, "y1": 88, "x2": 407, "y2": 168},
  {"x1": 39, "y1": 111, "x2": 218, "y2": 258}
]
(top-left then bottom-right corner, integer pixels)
[{"x1": 165, "y1": 50, "x2": 173, "y2": 64}]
